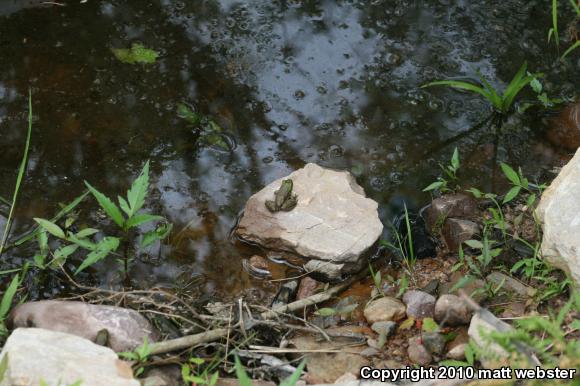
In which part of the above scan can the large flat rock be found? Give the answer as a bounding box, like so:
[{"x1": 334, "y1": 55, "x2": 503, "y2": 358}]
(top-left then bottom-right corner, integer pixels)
[
  {"x1": 236, "y1": 163, "x2": 383, "y2": 279},
  {"x1": 8, "y1": 300, "x2": 157, "y2": 352},
  {"x1": 536, "y1": 148, "x2": 580, "y2": 289},
  {"x1": 0, "y1": 328, "x2": 139, "y2": 386}
]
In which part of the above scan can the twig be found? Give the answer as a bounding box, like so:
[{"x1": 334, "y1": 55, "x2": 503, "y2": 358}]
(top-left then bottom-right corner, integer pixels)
[
  {"x1": 148, "y1": 328, "x2": 230, "y2": 355},
  {"x1": 260, "y1": 272, "x2": 363, "y2": 319}
]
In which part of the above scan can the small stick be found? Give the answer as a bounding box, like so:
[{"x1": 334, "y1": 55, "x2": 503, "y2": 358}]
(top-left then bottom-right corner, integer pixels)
[
  {"x1": 148, "y1": 328, "x2": 230, "y2": 355},
  {"x1": 260, "y1": 272, "x2": 364, "y2": 319}
]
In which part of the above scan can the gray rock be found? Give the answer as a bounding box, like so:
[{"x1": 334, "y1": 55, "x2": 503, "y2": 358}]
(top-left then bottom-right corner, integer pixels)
[
  {"x1": 407, "y1": 336, "x2": 432, "y2": 365},
  {"x1": 8, "y1": 300, "x2": 157, "y2": 352},
  {"x1": 536, "y1": 150, "x2": 580, "y2": 289},
  {"x1": 442, "y1": 218, "x2": 479, "y2": 252},
  {"x1": 468, "y1": 310, "x2": 511, "y2": 368},
  {"x1": 236, "y1": 163, "x2": 383, "y2": 280},
  {"x1": 402, "y1": 290, "x2": 435, "y2": 319},
  {"x1": 0, "y1": 328, "x2": 139, "y2": 386},
  {"x1": 434, "y1": 294, "x2": 472, "y2": 326},
  {"x1": 424, "y1": 193, "x2": 479, "y2": 233},
  {"x1": 486, "y1": 271, "x2": 536, "y2": 298},
  {"x1": 363, "y1": 297, "x2": 406, "y2": 324},
  {"x1": 371, "y1": 321, "x2": 396, "y2": 337}
]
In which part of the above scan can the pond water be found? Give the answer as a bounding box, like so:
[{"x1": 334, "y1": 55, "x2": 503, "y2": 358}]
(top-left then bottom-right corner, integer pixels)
[{"x1": 0, "y1": 0, "x2": 577, "y2": 298}]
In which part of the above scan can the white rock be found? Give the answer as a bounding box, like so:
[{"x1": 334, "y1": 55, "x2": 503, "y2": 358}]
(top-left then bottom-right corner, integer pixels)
[
  {"x1": 536, "y1": 148, "x2": 580, "y2": 289},
  {"x1": 467, "y1": 311, "x2": 511, "y2": 368},
  {"x1": 0, "y1": 328, "x2": 139, "y2": 386},
  {"x1": 236, "y1": 163, "x2": 383, "y2": 279},
  {"x1": 9, "y1": 300, "x2": 156, "y2": 352}
]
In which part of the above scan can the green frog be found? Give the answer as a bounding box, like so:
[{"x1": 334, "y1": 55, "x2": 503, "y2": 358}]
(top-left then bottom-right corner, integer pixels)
[{"x1": 265, "y1": 179, "x2": 298, "y2": 212}]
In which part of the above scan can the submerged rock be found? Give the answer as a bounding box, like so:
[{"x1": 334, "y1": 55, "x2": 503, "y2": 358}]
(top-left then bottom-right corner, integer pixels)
[
  {"x1": 8, "y1": 300, "x2": 157, "y2": 352},
  {"x1": 236, "y1": 163, "x2": 383, "y2": 280},
  {"x1": 536, "y1": 148, "x2": 580, "y2": 289},
  {"x1": 0, "y1": 328, "x2": 139, "y2": 386},
  {"x1": 546, "y1": 101, "x2": 580, "y2": 150}
]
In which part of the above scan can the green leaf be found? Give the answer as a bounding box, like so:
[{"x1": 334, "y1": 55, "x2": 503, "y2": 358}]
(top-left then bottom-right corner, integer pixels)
[
  {"x1": 551, "y1": 0, "x2": 559, "y2": 47},
  {"x1": 33, "y1": 218, "x2": 65, "y2": 239},
  {"x1": 126, "y1": 214, "x2": 164, "y2": 229},
  {"x1": 439, "y1": 359, "x2": 469, "y2": 367},
  {"x1": 118, "y1": 196, "x2": 131, "y2": 217},
  {"x1": 234, "y1": 356, "x2": 252, "y2": 386},
  {"x1": 502, "y1": 186, "x2": 521, "y2": 204},
  {"x1": 111, "y1": 43, "x2": 159, "y2": 64},
  {"x1": 466, "y1": 187, "x2": 483, "y2": 199},
  {"x1": 189, "y1": 357, "x2": 205, "y2": 365},
  {"x1": 75, "y1": 237, "x2": 120, "y2": 274},
  {"x1": 450, "y1": 275, "x2": 474, "y2": 293},
  {"x1": 526, "y1": 193, "x2": 536, "y2": 208},
  {"x1": 500, "y1": 163, "x2": 520, "y2": 186},
  {"x1": 85, "y1": 182, "x2": 125, "y2": 228},
  {"x1": 75, "y1": 228, "x2": 99, "y2": 238},
  {"x1": 141, "y1": 223, "x2": 172, "y2": 248},
  {"x1": 67, "y1": 234, "x2": 97, "y2": 251},
  {"x1": 464, "y1": 239, "x2": 483, "y2": 249},
  {"x1": 126, "y1": 161, "x2": 150, "y2": 217},
  {"x1": 177, "y1": 103, "x2": 202, "y2": 125},
  {"x1": 423, "y1": 181, "x2": 444, "y2": 192},
  {"x1": 421, "y1": 80, "x2": 494, "y2": 103},
  {"x1": 450, "y1": 147, "x2": 460, "y2": 170},
  {"x1": 0, "y1": 274, "x2": 19, "y2": 320},
  {"x1": 502, "y1": 62, "x2": 531, "y2": 111},
  {"x1": 54, "y1": 244, "x2": 79, "y2": 260},
  {"x1": 314, "y1": 307, "x2": 337, "y2": 317},
  {"x1": 530, "y1": 76, "x2": 542, "y2": 94},
  {"x1": 422, "y1": 317, "x2": 439, "y2": 333},
  {"x1": 280, "y1": 360, "x2": 306, "y2": 386}
]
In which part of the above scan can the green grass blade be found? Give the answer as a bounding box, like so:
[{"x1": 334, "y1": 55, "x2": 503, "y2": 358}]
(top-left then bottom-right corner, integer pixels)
[
  {"x1": 0, "y1": 195, "x2": 10, "y2": 206},
  {"x1": 84, "y1": 182, "x2": 124, "y2": 228},
  {"x1": 0, "y1": 91, "x2": 33, "y2": 258},
  {"x1": 501, "y1": 63, "x2": 534, "y2": 111},
  {"x1": 234, "y1": 356, "x2": 252, "y2": 386},
  {"x1": 0, "y1": 274, "x2": 19, "y2": 320},
  {"x1": 279, "y1": 360, "x2": 306, "y2": 386},
  {"x1": 552, "y1": 0, "x2": 559, "y2": 47},
  {"x1": 561, "y1": 40, "x2": 580, "y2": 59},
  {"x1": 126, "y1": 161, "x2": 150, "y2": 217},
  {"x1": 570, "y1": 0, "x2": 580, "y2": 16},
  {"x1": 474, "y1": 70, "x2": 502, "y2": 110},
  {"x1": 422, "y1": 80, "x2": 490, "y2": 98},
  {"x1": 13, "y1": 190, "x2": 89, "y2": 247}
]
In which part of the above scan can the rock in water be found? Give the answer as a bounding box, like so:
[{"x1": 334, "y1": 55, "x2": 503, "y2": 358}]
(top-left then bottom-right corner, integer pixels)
[
  {"x1": 546, "y1": 102, "x2": 580, "y2": 150},
  {"x1": 236, "y1": 163, "x2": 383, "y2": 280},
  {"x1": 536, "y1": 148, "x2": 580, "y2": 289},
  {"x1": 8, "y1": 301, "x2": 157, "y2": 352},
  {"x1": 0, "y1": 328, "x2": 139, "y2": 386}
]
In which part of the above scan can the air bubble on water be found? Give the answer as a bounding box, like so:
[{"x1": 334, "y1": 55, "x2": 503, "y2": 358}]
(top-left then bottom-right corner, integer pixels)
[{"x1": 262, "y1": 156, "x2": 273, "y2": 164}]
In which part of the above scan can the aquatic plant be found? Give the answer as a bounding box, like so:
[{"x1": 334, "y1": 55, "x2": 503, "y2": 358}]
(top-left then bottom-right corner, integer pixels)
[
  {"x1": 422, "y1": 62, "x2": 538, "y2": 116},
  {"x1": 423, "y1": 147, "x2": 460, "y2": 193},
  {"x1": 0, "y1": 274, "x2": 19, "y2": 337},
  {"x1": 549, "y1": 0, "x2": 580, "y2": 59},
  {"x1": 34, "y1": 161, "x2": 171, "y2": 281},
  {"x1": 177, "y1": 103, "x2": 233, "y2": 152},
  {"x1": 111, "y1": 43, "x2": 159, "y2": 64}
]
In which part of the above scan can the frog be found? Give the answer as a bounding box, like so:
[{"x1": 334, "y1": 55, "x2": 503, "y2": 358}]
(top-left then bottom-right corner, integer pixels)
[{"x1": 265, "y1": 179, "x2": 298, "y2": 212}]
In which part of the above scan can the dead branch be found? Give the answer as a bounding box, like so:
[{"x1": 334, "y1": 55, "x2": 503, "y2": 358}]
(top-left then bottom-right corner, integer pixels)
[{"x1": 149, "y1": 328, "x2": 231, "y2": 355}]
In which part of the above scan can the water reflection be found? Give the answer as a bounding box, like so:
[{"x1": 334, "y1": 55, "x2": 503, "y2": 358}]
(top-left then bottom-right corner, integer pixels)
[{"x1": 0, "y1": 0, "x2": 575, "y2": 296}]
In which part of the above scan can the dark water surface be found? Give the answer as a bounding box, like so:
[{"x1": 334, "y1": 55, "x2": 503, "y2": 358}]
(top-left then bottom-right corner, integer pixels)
[{"x1": 0, "y1": 0, "x2": 577, "y2": 297}]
